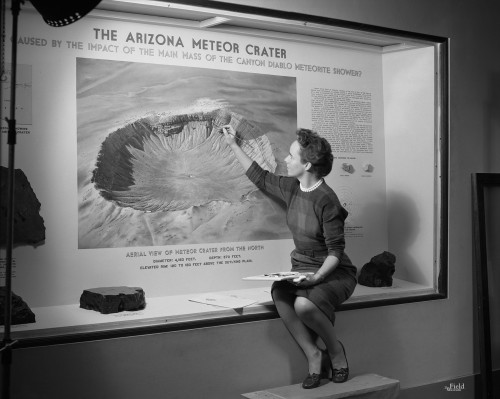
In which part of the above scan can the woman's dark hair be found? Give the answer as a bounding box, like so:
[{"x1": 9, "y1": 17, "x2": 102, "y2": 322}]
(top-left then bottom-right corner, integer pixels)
[{"x1": 296, "y1": 128, "x2": 334, "y2": 178}]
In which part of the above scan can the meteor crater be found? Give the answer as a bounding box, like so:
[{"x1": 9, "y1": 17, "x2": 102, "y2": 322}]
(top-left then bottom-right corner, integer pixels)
[{"x1": 91, "y1": 109, "x2": 276, "y2": 213}]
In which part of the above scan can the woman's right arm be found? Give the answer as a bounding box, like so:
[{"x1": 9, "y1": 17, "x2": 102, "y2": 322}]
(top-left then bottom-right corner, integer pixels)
[
  {"x1": 222, "y1": 125, "x2": 253, "y2": 172},
  {"x1": 222, "y1": 125, "x2": 290, "y2": 203}
]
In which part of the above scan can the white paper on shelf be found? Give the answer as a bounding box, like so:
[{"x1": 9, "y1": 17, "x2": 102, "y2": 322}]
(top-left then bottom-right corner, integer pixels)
[{"x1": 188, "y1": 294, "x2": 257, "y2": 309}]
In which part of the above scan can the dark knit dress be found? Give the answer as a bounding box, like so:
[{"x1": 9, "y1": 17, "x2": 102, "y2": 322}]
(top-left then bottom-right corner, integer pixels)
[{"x1": 246, "y1": 161, "x2": 357, "y2": 324}]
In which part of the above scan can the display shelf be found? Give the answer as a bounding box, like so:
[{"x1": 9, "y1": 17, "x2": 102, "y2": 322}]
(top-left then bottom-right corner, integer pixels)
[{"x1": 1, "y1": 278, "x2": 434, "y2": 346}]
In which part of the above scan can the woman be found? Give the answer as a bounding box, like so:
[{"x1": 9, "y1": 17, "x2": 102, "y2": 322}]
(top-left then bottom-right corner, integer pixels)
[{"x1": 222, "y1": 126, "x2": 357, "y2": 389}]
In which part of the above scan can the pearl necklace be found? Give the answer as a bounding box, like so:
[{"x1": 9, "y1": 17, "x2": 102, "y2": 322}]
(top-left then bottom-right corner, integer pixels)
[{"x1": 300, "y1": 179, "x2": 323, "y2": 192}]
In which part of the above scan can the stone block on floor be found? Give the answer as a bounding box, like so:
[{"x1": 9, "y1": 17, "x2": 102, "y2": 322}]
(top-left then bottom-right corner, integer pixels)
[{"x1": 242, "y1": 373, "x2": 399, "y2": 399}]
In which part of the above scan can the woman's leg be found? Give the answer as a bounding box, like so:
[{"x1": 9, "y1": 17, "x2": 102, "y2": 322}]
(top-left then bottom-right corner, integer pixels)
[
  {"x1": 294, "y1": 297, "x2": 347, "y2": 370},
  {"x1": 272, "y1": 288, "x2": 323, "y2": 374}
]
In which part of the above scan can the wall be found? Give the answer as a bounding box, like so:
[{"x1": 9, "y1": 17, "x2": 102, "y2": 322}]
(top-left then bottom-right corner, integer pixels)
[
  {"x1": 383, "y1": 46, "x2": 436, "y2": 286},
  {"x1": 6, "y1": 0, "x2": 500, "y2": 398}
]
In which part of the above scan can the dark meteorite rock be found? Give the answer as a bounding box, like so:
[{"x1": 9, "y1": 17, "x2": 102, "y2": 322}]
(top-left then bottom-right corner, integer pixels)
[
  {"x1": 358, "y1": 251, "x2": 396, "y2": 287},
  {"x1": 80, "y1": 287, "x2": 146, "y2": 314},
  {"x1": 0, "y1": 166, "x2": 46, "y2": 247},
  {"x1": 0, "y1": 287, "x2": 36, "y2": 325}
]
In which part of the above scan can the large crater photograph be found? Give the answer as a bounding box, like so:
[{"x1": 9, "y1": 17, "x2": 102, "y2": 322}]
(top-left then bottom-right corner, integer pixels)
[
  {"x1": 91, "y1": 109, "x2": 276, "y2": 212},
  {"x1": 77, "y1": 59, "x2": 297, "y2": 248}
]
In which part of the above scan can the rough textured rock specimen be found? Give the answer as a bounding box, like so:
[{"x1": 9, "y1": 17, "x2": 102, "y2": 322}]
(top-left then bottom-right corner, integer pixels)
[
  {"x1": 91, "y1": 108, "x2": 276, "y2": 212},
  {"x1": 358, "y1": 251, "x2": 396, "y2": 287},
  {"x1": 362, "y1": 162, "x2": 373, "y2": 173},
  {"x1": 341, "y1": 163, "x2": 355, "y2": 174},
  {"x1": 0, "y1": 166, "x2": 46, "y2": 247},
  {"x1": 80, "y1": 286, "x2": 146, "y2": 314},
  {"x1": 0, "y1": 287, "x2": 36, "y2": 325}
]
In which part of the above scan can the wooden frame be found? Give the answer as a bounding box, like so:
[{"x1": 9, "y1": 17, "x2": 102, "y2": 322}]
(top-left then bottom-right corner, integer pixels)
[{"x1": 472, "y1": 173, "x2": 500, "y2": 399}]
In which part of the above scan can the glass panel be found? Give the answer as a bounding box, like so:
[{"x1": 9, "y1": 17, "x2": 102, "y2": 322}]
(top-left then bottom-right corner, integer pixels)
[{"x1": 0, "y1": 1, "x2": 448, "y2": 343}]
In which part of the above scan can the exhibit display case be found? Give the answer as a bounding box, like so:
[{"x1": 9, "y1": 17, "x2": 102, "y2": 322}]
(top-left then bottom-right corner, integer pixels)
[{"x1": 0, "y1": 0, "x2": 448, "y2": 345}]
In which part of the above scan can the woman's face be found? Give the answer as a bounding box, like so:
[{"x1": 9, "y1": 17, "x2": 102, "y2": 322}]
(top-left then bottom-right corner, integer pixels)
[{"x1": 285, "y1": 140, "x2": 307, "y2": 178}]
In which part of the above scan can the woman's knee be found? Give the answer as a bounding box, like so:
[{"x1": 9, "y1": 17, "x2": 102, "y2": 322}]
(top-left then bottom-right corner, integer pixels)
[{"x1": 294, "y1": 297, "x2": 318, "y2": 321}]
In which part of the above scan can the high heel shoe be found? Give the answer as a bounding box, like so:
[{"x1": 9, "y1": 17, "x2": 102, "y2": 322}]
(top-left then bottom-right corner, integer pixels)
[
  {"x1": 302, "y1": 373, "x2": 322, "y2": 389},
  {"x1": 302, "y1": 350, "x2": 330, "y2": 389},
  {"x1": 332, "y1": 341, "x2": 349, "y2": 383}
]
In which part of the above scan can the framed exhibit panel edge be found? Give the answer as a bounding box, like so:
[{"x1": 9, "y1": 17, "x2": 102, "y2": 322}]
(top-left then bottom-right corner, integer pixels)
[
  {"x1": 0, "y1": 0, "x2": 449, "y2": 346},
  {"x1": 472, "y1": 173, "x2": 500, "y2": 399}
]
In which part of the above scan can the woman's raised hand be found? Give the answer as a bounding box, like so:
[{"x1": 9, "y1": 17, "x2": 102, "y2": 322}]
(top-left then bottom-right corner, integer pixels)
[
  {"x1": 221, "y1": 125, "x2": 238, "y2": 147},
  {"x1": 221, "y1": 124, "x2": 253, "y2": 172}
]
